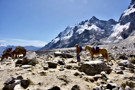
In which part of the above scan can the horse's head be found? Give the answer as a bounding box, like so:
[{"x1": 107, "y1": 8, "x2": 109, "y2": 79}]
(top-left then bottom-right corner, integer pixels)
[
  {"x1": 85, "y1": 45, "x2": 88, "y2": 51},
  {"x1": 75, "y1": 44, "x2": 79, "y2": 48},
  {"x1": 85, "y1": 45, "x2": 92, "y2": 51},
  {"x1": 9, "y1": 48, "x2": 12, "y2": 52}
]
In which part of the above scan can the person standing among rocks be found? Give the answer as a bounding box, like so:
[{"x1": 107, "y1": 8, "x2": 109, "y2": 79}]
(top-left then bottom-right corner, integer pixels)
[{"x1": 75, "y1": 44, "x2": 82, "y2": 62}]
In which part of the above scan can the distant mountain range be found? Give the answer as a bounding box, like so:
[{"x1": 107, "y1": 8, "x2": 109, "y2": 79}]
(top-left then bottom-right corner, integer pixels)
[
  {"x1": 0, "y1": 45, "x2": 41, "y2": 55},
  {"x1": 41, "y1": 0, "x2": 135, "y2": 50}
]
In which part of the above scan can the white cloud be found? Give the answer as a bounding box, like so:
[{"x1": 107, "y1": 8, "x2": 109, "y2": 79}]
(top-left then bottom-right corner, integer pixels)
[
  {"x1": 0, "y1": 40, "x2": 6, "y2": 43},
  {"x1": 0, "y1": 39, "x2": 46, "y2": 47}
]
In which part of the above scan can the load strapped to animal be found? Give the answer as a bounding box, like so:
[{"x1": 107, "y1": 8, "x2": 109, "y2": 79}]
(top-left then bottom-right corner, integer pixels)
[{"x1": 92, "y1": 47, "x2": 100, "y2": 53}]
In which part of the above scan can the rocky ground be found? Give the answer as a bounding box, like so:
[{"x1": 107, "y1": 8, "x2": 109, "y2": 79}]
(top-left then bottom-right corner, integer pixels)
[{"x1": 0, "y1": 42, "x2": 135, "y2": 90}]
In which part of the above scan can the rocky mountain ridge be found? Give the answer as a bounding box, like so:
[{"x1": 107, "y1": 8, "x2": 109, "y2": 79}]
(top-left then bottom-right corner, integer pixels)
[
  {"x1": 41, "y1": 17, "x2": 117, "y2": 50},
  {"x1": 107, "y1": 0, "x2": 135, "y2": 43},
  {"x1": 41, "y1": 0, "x2": 135, "y2": 50}
]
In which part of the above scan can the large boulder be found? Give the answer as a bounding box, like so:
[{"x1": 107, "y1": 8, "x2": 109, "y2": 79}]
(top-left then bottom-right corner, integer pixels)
[
  {"x1": 78, "y1": 60, "x2": 112, "y2": 75},
  {"x1": 118, "y1": 60, "x2": 134, "y2": 68},
  {"x1": 47, "y1": 61, "x2": 58, "y2": 68},
  {"x1": 16, "y1": 51, "x2": 38, "y2": 66},
  {"x1": 54, "y1": 52, "x2": 74, "y2": 58},
  {"x1": 48, "y1": 86, "x2": 61, "y2": 90},
  {"x1": 25, "y1": 51, "x2": 37, "y2": 60},
  {"x1": 71, "y1": 85, "x2": 80, "y2": 90}
]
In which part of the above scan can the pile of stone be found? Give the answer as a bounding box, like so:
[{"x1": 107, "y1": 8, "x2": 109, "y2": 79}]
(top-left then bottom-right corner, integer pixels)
[{"x1": 2, "y1": 76, "x2": 31, "y2": 90}]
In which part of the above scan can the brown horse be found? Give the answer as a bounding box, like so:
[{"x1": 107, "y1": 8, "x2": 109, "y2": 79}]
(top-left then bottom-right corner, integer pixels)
[
  {"x1": 85, "y1": 45, "x2": 109, "y2": 63},
  {"x1": 12, "y1": 46, "x2": 26, "y2": 58},
  {"x1": 1, "y1": 52, "x2": 13, "y2": 61},
  {"x1": 1, "y1": 48, "x2": 13, "y2": 61}
]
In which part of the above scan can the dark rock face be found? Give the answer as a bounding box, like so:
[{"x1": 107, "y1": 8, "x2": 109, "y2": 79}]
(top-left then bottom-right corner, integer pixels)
[{"x1": 118, "y1": 0, "x2": 135, "y2": 39}]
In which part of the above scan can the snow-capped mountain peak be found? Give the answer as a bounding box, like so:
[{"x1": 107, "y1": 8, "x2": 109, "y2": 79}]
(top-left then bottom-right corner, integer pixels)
[
  {"x1": 123, "y1": 4, "x2": 135, "y2": 17},
  {"x1": 107, "y1": 0, "x2": 135, "y2": 43},
  {"x1": 76, "y1": 24, "x2": 102, "y2": 35},
  {"x1": 52, "y1": 26, "x2": 73, "y2": 43},
  {"x1": 41, "y1": 16, "x2": 117, "y2": 50}
]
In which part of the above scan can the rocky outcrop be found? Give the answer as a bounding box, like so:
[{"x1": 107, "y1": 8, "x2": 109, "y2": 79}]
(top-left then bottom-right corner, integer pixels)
[
  {"x1": 78, "y1": 61, "x2": 112, "y2": 75},
  {"x1": 108, "y1": 0, "x2": 135, "y2": 42}
]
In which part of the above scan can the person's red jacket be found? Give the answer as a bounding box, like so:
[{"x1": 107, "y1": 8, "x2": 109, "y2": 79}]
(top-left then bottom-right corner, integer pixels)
[{"x1": 75, "y1": 44, "x2": 81, "y2": 55}]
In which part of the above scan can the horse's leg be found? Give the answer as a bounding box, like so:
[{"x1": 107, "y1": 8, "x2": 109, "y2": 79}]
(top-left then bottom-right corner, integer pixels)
[
  {"x1": 106, "y1": 53, "x2": 109, "y2": 63},
  {"x1": 91, "y1": 55, "x2": 94, "y2": 60},
  {"x1": 102, "y1": 53, "x2": 105, "y2": 61},
  {"x1": 6, "y1": 55, "x2": 8, "y2": 59},
  {"x1": 102, "y1": 53, "x2": 108, "y2": 64},
  {"x1": 15, "y1": 54, "x2": 17, "y2": 58}
]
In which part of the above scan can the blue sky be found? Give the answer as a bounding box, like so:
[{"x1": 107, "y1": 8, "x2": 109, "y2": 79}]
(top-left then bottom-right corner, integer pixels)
[{"x1": 0, "y1": 0, "x2": 131, "y2": 47}]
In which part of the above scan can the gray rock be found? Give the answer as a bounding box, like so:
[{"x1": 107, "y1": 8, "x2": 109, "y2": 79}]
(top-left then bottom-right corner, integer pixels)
[
  {"x1": 118, "y1": 60, "x2": 134, "y2": 68},
  {"x1": 125, "y1": 86, "x2": 132, "y2": 90},
  {"x1": 118, "y1": 54, "x2": 128, "y2": 60},
  {"x1": 71, "y1": 85, "x2": 80, "y2": 90},
  {"x1": 54, "y1": 52, "x2": 74, "y2": 58},
  {"x1": 23, "y1": 51, "x2": 38, "y2": 66},
  {"x1": 3, "y1": 83, "x2": 17, "y2": 90},
  {"x1": 106, "y1": 83, "x2": 119, "y2": 90},
  {"x1": 43, "y1": 66, "x2": 49, "y2": 70},
  {"x1": 21, "y1": 65, "x2": 32, "y2": 69},
  {"x1": 39, "y1": 71, "x2": 47, "y2": 76},
  {"x1": 65, "y1": 64, "x2": 72, "y2": 69},
  {"x1": 48, "y1": 86, "x2": 61, "y2": 90},
  {"x1": 93, "y1": 86, "x2": 102, "y2": 90},
  {"x1": 3, "y1": 77, "x2": 21, "y2": 90},
  {"x1": 4, "y1": 77, "x2": 15, "y2": 85},
  {"x1": 21, "y1": 79, "x2": 31, "y2": 89},
  {"x1": 59, "y1": 66, "x2": 64, "y2": 71},
  {"x1": 14, "y1": 84, "x2": 22, "y2": 90},
  {"x1": 116, "y1": 66, "x2": 125, "y2": 70},
  {"x1": 25, "y1": 51, "x2": 37, "y2": 60},
  {"x1": 47, "y1": 61, "x2": 58, "y2": 68},
  {"x1": 58, "y1": 59, "x2": 65, "y2": 65},
  {"x1": 116, "y1": 70, "x2": 123, "y2": 74},
  {"x1": 16, "y1": 76, "x2": 23, "y2": 80},
  {"x1": 79, "y1": 61, "x2": 112, "y2": 75},
  {"x1": 129, "y1": 75, "x2": 135, "y2": 80}
]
